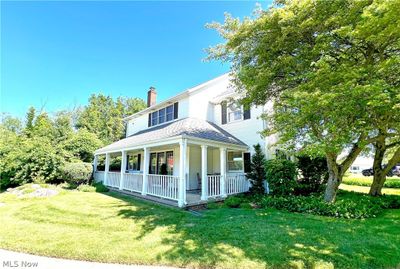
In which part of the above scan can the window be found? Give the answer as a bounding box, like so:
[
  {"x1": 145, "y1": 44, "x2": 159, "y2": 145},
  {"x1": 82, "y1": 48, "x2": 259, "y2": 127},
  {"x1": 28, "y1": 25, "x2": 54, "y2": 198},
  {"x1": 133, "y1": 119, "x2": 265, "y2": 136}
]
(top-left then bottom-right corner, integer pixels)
[
  {"x1": 351, "y1": 166, "x2": 360, "y2": 171},
  {"x1": 228, "y1": 103, "x2": 242, "y2": 122},
  {"x1": 227, "y1": 151, "x2": 244, "y2": 171},
  {"x1": 127, "y1": 154, "x2": 141, "y2": 171},
  {"x1": 158, "y1": 108, "x2": 166, "y2": 124},
  {"x1": 166, "y1": 105, "x2": 174, "y2": 121},
  {"x1": 148, "y1": 103, "x2": 178, "y2": 127},
  {"x1": 222, "y1": 101, "x2": 251, "y2": 125},
  {"x1": 149, "y1": 151, "x2": 174, "y2": 175},
  {"x1": 151, "y1": 111, "x2": 158, "y2": 126},
  {"x1": 150, "y1": 153, "x2": 157, "y2": 174},
  {"x1": 166, "y1": 151, "x2": 174, "y2": 175}
]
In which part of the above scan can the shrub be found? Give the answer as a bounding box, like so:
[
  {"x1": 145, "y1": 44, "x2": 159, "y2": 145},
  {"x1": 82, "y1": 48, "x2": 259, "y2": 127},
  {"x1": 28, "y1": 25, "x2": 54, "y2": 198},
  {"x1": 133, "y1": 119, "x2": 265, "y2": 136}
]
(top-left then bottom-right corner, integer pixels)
[
  {"x1": 92, "y1": 182, "x2": 109, "y2": 192},
  {"x1": 62, "y1": 129, "x2": 102, "y2": 162},
  {"x1": 265, "y1": 158, "x2": 297, "y2": 196},
  {"x1": 295, "y1": 155, "x2": 328, "y2": 195},
  {"x1": 261, "y1": 193, "x2": 400, "y2": 219},
  {"x1": 62, "y1": 162, "x2": 93, "y2": 185},
  {"x1": 224, "y1": 196, "x2": 243, "y2": 208},
  {"x1": 207, "y1": 202, "x2": 222, "y2": 209},
  {"x1": 77, "y1": 184, "x2": 96, "y2": 192},
  {"x1": 2, "y1": 137, "x2": 65, "y2": 186},
  {"x1": 239, "y1": 202, "x2": 253, "y2": 209},
  {"x1": 247, "y1": 144, "x2": 266, "y2": 194}
]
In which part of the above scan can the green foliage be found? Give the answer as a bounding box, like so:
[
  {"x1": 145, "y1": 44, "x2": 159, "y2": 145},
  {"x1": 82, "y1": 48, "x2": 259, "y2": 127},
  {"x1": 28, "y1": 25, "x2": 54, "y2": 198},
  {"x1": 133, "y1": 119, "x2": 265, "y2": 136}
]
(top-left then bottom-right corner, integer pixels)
[
  {"x1": 1, "y1": 136, "x2": 64, "y2": 186},
  {"x1": 63, "y1": 129, "x2": 102, "y2": 162},
  {"x1": 91, "y1": 182, "x2": 109, "y2": 192},
  {"x1": 207, "y1": 0, "x2": 400, "y2": 202},
  {"x1": 77, "y1": 184, "x2": 96, "y2": 192},
  {"x1": 246, "y1": 144, "x2": 266, "y2": 194},
  {"x1": 262, "y1": 192, "x2": 400, "y2": 219},
  {"x1": 0, "y1": 114, "x2": 22, "y2": 134},
  {"x1": 24, "y1": 107, "x2": 35, "y2": 137},
  {"x1": 224, "y1": 196, "x2": 243, "y2": 208},
  {"x1": 239, "y1": 202, "x2": 252, "y2": 209},
  {"x1": 206, "y1": 202, "x2": 222, "y2": 209},
  {"x1": 0, "y1": 94, "x2": 145, "y2": 189},
  {"x1": 295, "y1": 155, "x2": 328, "y2": 195},
  {"x1": 265, "y1": 158, "x2": 297, "y2": 196},
  {"x1": 76, "y1": 94, "x2": 146, "y2": 144},
  {"x1": 61, "y1": 162, "x2": 93, "y2": 185}
]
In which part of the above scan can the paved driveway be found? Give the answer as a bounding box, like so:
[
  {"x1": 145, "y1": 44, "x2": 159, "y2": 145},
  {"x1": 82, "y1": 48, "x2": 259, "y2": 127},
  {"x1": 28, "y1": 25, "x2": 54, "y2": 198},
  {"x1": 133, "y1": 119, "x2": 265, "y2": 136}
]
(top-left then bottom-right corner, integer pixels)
[{"x1": 0, "y1": 249, "x2": 178, "y2": 269}]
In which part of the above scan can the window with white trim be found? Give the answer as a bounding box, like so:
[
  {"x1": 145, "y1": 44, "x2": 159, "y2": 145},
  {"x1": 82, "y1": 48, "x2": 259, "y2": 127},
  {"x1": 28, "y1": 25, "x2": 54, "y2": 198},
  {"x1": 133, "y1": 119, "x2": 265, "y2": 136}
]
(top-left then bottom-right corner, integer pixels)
[
  {"x1": 127, "y1": 154, "x2": 141, "y2": 171},
  {"x1": 227, "y1": 151, "x2": 244, "y2": 171},
  {"x1": 148, "y1": 103, "x2": 178, "y2": 127},
  {"x1": 227, "y1": 103, "x2": 243, "y2": 123}
]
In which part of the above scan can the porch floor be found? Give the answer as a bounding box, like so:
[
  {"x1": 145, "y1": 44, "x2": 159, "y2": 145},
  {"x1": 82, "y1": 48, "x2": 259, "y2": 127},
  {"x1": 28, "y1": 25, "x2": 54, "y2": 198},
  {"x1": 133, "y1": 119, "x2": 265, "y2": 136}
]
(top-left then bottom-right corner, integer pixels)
[{"x1": 108, "y1": 187, "x2": 224, "y2": 208}]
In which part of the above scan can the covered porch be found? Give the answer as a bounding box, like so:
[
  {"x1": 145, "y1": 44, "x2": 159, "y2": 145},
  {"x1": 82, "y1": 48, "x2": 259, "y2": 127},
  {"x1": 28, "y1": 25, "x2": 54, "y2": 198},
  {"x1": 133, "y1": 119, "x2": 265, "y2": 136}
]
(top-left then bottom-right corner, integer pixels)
[{"x1": 93, "y1": 138, "x2": 250, "y2": 208}]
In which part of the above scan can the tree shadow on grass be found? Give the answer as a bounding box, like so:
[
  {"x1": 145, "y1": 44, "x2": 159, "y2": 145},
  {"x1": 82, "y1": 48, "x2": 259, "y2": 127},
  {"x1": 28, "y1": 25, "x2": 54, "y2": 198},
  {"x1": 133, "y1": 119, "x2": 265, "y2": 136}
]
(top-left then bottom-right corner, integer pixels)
[{"x1": 107, "y1": 192, "x2": 400, "y2": 268}]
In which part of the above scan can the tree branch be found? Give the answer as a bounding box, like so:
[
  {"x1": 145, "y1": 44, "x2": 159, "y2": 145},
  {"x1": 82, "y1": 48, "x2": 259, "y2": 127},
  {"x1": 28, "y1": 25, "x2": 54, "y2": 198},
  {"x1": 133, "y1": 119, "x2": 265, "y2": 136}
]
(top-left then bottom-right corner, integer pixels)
[
  {"x1": 383, "y1": 146, "x2": 400, "y2": 175},
  {"x1": 340, "y1": 133, "x2": 367, "y2": 173}
]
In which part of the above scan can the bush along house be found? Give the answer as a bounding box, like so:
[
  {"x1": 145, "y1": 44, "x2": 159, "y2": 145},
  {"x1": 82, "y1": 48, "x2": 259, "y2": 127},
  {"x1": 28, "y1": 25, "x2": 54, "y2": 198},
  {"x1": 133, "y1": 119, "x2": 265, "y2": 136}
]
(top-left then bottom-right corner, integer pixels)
[{"x1": 94, "y1": 74, "x2": 277, "y2": 207}]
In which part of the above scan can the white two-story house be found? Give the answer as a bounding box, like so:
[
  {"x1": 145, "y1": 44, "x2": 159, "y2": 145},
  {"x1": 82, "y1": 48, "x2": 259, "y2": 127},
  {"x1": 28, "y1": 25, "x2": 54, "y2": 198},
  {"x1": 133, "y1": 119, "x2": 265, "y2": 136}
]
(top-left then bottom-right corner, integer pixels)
[{"x1": 93, "y1": 73, "x2": 277, "y2": 207}]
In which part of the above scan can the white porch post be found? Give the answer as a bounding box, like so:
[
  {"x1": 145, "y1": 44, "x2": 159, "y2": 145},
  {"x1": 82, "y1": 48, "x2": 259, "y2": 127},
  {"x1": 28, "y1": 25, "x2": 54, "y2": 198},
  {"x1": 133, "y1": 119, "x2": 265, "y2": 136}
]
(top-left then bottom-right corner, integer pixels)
[
  {"x1": 104, "y1": 153, "x2": 110, "y2": 185},
  {"x1": 119, "y1": 150, "x2": 127, "y2": 190},
  {"x1": 142, "y1": 147, "x2": 150, "y2": 196},
  {"x1": 178, "y1": 139, "x2": 187, "y2": 207},
  {"x1": 201, "y1": 145, "x2": 208, "y2": 200},
  {"x1": 219, "y1": 147, "x2": 227, "y2": 198},
  {"x1": 93, "y1": 155, "x2": 98, "y2": 172}
]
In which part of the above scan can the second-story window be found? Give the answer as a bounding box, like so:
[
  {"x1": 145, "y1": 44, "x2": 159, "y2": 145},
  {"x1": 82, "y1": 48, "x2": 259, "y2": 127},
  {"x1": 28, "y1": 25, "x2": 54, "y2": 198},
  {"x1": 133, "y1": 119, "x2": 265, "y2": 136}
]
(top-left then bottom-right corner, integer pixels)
[
  {"x1": 148, "y1": 102, "x2": 178, "y2": 127},
  {"x1": 221, "y1": 101, "x2": 251, "y2": 125},
  {"x1": 228, "y1": 103, "x2": 243, "y2": 122}
]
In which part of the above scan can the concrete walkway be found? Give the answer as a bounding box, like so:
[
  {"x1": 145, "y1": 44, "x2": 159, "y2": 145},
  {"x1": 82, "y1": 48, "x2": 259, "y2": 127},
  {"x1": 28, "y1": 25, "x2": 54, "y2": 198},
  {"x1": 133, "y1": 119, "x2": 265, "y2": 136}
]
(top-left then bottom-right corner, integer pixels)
[{"x1": 0, "y1": 249, "x2": 179, "y2": 269}]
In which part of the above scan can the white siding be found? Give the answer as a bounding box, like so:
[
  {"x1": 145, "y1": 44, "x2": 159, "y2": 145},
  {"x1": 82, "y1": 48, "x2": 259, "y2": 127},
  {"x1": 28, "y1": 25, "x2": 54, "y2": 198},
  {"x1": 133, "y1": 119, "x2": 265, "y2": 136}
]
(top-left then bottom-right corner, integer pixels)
[
  {"x1": 214, "y1": 104, "x2": 267, "y2": 154},
  {"x1": 124, "y1": 75, "x2": 277, "y2": 159}
]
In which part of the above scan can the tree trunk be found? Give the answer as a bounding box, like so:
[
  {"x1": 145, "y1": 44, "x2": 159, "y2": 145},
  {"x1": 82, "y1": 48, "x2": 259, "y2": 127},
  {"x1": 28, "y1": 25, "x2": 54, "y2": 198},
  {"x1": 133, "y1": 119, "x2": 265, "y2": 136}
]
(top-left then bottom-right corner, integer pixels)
[
  {"x1": 369, "y1": 135, "x2": 386, "y2": 196},
  {"x1": 324, "y1": 155, "x2": 343, "y2": 203},
  {"x1": 369, "y1": 171, "x2": 386, "y2": 196}
]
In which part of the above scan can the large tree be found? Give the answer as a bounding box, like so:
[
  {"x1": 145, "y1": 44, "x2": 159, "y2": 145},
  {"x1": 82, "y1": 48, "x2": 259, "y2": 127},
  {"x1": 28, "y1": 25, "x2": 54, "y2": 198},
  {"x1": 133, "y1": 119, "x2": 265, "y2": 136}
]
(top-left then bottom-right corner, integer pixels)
[
  {"x1": 76, "y1": 94, "x2": 146, "y2": 144},
  {"x1": 208, "y1": 0, "x2": 400, "y2": 202}
]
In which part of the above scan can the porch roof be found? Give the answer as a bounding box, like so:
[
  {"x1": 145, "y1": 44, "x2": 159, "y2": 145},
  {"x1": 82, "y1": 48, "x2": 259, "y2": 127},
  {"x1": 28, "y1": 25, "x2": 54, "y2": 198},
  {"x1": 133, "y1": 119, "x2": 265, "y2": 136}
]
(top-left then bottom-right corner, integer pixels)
[{"x1": 95, "y1": 117, "x2": 247, "y2": 154}]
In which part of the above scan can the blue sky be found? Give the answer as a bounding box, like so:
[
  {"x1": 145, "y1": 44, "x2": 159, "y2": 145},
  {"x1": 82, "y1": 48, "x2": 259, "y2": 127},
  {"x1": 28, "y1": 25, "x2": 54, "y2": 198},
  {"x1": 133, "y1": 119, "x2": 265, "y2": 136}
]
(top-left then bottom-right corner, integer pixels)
[{"x1": 1, "y1": 1, "x2": 271, "y2": 118}]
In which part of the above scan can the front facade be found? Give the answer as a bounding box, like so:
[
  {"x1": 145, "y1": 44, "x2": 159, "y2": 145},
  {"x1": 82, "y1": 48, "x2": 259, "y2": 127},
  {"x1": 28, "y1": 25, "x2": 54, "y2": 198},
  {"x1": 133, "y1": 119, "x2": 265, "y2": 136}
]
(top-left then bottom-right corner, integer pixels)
[{"x1": 94, "y1": 74, "x2": 276, "y2": 207}]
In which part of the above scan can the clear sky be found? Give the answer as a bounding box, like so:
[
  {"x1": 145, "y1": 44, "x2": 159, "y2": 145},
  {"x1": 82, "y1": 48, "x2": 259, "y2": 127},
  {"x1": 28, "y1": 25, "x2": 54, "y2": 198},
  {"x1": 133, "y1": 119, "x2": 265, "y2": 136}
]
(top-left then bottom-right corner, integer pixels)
[{"x1": 1, "y1": 1, "x2": 271, "y2": 118}]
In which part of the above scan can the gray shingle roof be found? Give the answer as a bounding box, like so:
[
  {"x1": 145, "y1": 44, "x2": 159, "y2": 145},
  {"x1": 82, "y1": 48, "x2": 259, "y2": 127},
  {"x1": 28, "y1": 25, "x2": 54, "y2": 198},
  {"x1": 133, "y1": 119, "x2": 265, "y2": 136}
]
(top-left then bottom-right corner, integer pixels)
[{"x1": 95, "y1": 117, "x2": 247, "y2": 154}]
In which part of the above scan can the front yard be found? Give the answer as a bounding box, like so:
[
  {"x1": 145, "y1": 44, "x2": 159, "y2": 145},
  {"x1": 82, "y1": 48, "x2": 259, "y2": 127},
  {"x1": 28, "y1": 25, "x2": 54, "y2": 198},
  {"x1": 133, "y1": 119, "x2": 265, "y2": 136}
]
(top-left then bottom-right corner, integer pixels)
[{"x1": 0, "y1": 188, "x2": 399, "y2": 268}]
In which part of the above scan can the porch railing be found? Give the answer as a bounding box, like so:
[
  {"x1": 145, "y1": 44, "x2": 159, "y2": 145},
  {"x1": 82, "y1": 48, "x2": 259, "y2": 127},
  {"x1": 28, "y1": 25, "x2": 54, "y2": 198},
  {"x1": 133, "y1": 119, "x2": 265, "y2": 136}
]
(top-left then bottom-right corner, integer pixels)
[
  {"x1": 123, "y1": 173, "x2": 143, "y2": 193},
  {"x1": 226, "y1": 173, "x2": 249, "y2": 195},
  {"x1": 147, "y1": 174, "x2": 179, "y2": 201},
  {"x1": 94, "y1": 171, "x2": 105, "y2": 182},
  {"x1": 106, "y1": 172, "x2": 120, "y2": 188},
  {"x1": 207, "y1": 175, "x2": 221, "y2": 198}
]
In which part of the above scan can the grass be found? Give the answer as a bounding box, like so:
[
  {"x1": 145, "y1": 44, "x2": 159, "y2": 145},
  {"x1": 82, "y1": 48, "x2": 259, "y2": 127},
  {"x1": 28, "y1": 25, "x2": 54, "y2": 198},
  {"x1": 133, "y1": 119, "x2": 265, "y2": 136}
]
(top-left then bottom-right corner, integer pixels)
[
  {"x1": 339, "y1": 183, "x2": 400, "y2": 195},
  {"x1": 343, "y1": 174, "x2": 400, "y2": 188},
  {"x1": 1, "y1": 189, "x2": 400, "y2": 268}
]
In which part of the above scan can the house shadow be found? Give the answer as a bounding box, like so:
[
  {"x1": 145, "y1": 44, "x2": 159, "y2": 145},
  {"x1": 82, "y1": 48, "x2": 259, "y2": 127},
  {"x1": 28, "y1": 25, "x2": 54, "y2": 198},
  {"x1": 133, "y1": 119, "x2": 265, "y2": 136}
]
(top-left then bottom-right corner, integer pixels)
[{"x1": 107, "y1": 192, "x2": 400, "y2": 268}]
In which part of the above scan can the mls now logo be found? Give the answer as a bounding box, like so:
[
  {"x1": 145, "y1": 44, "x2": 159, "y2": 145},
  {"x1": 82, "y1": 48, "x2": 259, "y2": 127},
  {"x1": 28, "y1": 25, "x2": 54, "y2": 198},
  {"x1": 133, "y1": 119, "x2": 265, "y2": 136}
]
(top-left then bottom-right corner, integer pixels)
[{"x1": 3, "y1": 261, "x2": 38, "y2": 268}]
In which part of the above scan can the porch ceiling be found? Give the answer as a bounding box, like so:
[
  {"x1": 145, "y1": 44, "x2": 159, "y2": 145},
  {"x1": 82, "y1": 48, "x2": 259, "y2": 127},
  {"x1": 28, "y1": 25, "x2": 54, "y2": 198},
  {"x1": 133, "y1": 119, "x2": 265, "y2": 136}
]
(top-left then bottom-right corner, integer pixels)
[{"x1": 95, "y1": 117, "x2": 247, "y2": 154}]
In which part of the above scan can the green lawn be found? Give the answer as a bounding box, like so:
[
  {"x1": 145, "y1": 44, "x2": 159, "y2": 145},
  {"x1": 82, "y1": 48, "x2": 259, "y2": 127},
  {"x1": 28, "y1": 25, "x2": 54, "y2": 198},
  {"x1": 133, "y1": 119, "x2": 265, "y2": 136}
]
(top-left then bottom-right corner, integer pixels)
[
  {"x1": 340, "y1": 183, "x2": 400, "y2": 195},
  {"x1": 343, "y1": 174, "x2": 400, "y2": 188},
  {"x1": 1, "y1": 189, "x2": 400, "y2": 268}
]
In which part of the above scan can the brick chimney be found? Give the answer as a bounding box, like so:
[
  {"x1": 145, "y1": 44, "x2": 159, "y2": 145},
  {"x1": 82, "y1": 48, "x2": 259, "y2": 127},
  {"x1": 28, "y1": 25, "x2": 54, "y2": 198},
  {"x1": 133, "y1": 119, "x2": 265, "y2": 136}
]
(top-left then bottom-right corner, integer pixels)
[{"x1": 147, "y1": 87, "x2": 157, "y2": 107}]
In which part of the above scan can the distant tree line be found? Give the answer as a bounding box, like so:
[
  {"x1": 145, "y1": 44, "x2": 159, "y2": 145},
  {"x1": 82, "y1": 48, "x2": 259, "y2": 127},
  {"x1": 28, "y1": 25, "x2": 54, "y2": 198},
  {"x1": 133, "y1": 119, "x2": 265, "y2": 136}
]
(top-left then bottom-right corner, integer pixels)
[{"x1": 0, "y1": 94, "x2": 146, "y2": 189}]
